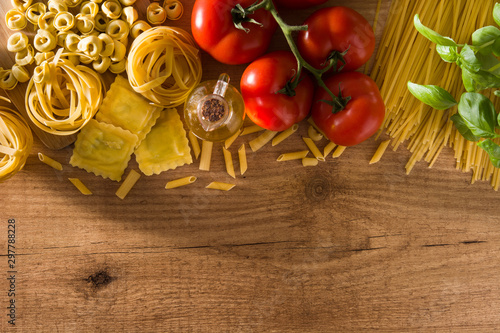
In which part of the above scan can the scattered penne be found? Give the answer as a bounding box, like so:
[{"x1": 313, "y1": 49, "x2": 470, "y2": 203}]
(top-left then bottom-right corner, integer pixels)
[
  {"x1": 206, "y1": 181, "x2": 235, "y2": 191},
  {"x1": 249, "y1": 130, "x2": 277, "y2": 152},
  {"x1": 302, "y1": 137, "x2": 325, "y2": 161},
  {"x1": 68, "y1": 178, "x2": 92, "y2": 195},
  {"x1": 188, "y1": 131, "x2": 201, "y2": 159},
  {"x1": 277, "y1": 150, "x2": 309, "y2": 162},
  {"x1": 240, "y1": 124, "x2": 265, "y2": 136},
  {"x1": 115, "y1": 169, "x2": 141, "y2": 199},
  {"x1": 272, "y1": 124, "x2": 298, "y2": 146},
  {"x1": 165, "y1": 176, "x2": 197, "y2": 189},
  {"x1": 238, "y1": 144, "x2": 247, "y2": 175},
  {"x1": 332, "y1": 145, "x2": 347, "y2": 158},
  {"x1": 38, "y1": 152, "x2": 63, "y2": 171},
  {"x1": 199, "y1": 140, "x2": 213, "y2": 171},
  {"x1": 323, "y1": 141, "x2": 337, "y2": 158},
  {"x1": 307, "y1": 125, "x2": 323, "y2": 141},
  {"x1": 222, "y1": 147, "x2": 236, "y2": 178},
  {"x1": 224, "y1": 129, "x2": 241, "y2": 149},
  {"x1": 370, "y1": 140, "x2": 391, "y2": 164},
  {"x1": 302, "y1": 157, "x2": 319, "y2": 167}
]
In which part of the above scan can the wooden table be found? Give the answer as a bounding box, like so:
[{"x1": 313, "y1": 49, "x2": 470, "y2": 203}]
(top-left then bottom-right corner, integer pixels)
[{"x1": 2, "y1": 0, "x2": 500, "y2": 331}]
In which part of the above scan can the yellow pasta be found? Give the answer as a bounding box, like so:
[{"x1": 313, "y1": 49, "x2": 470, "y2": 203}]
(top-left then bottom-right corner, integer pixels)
[
  {"x1": 222, "y1": 147, "x2": 236, "y2": 178},
  {"x1": 119, "y1": 0, "x2": 136, "y2": 5},
  {"x1": 127, "y1": 26, "x2": 202, "y2": 107},
  {"x1": 7, "y1": 32, "x2": 29, "y2": 53},
  {"x1": 25, "y1": 49, "x2": 104, "y2": 135},
  {"x1": 0, "y1": 70, "x2": 18, "y2": 91},
  {"x1": 80, "y1": 1, "x2": 99, "y2": 17},
  {"x1": 206, "y1": 181, "x2": 235, "y2": 191},
  {"x1": 302, "y1": 137, "x2": 325, "y2": 161},
  {"x1": 109, "y1": 58, "x2": 127, "y2": 74},
  {"x1": 98, "y1": 33, "x2": 114, "y2": 57},
  {"x1": 238, "y1": 143, "x2": 247, "y2": 175},
  {"x1": 331, "y1": 145, "x2": 346, "y2": 158},
  {"x1": 38, "y1": 11, "x2": 56, "y2": 32},
  {"x1": 78, "y1": 35, "x2": 103, "y2": 59},
  {"x1": 0, "y1": 107, "x2": 33, "y2": 183},
  {"x1": 323, "y1": 141, "x2": 337, "y2": 158},
  {"x1": 369, "y1": 140, "x2": 391, "y2": 164},
  {"x1": 130, "y1": 20, "x2": 150, "y2": 39},
  {"x1": 6, "y1": 8, "x2": 27, "y2": 31},
  {"x1": 75, "y1": 14, "x2": 95, "y2": 34},
  {"x1": 164, "y1": 0, "x2": 184, "y2": 21},
  {"x1": 64, "y1": 32, "x2": 81, "y2": 52},
  {"x1": 240, "y1": 124, "x2": 264, "y2": 136},
  {"x1": 34, "y1": 29, "x2": 57, "y2": 52},
  {"x1": 272, "y1": 124, "x2": 298, "y2": 146},
  {"x1": 102, "y1": 0, "x2": 122, "y2": 19},
  {"x1": 188, "y1": 131, "x2": 201, "y2": 159},
  {"x1": 53, "y1": 11, "x2": 75, "y2": 32},
  {"x1": 110, "y1": 39, "x2": 126, "y2": 61},
  {"x1": 121, "y1": 6, "x2": 138, "y2": 25},
  {"x1": 15, "y1": 44, "x2": 35, "y2": 66},
  {"x1": 199, "y1": 140, "x2": 213, "y2": 171},
  {"x1": 106, "y1": 19, "x2": 129, "y2": 43},
  {"x1": 12, "y1": 0, "x2": 33, "y2": 12},
  {"x1": 11, "y1": 65, "x2": 29, "y2": 83},
  {"x1": 307, "y1": 125, "x2": 323, "y2": 141},
  {"x1": 94, "y1": 12, "x2": 109, "y2": 32},
  {"x1": 115, "y1": 169, "x2": 141, "y2": 199},
  {"x1": 26, "y1": 2, "x2": 47, "y2": 26},
  {"x1": 277, "y1": 150, "x2": 309, "y2": 162},
  {"x1": 302, "y1": 157, "x2": 319, "y2": 167},
  {"x1": 147, "y1": 2, "x2": 167, "y2": 25},
  {"x1": 249, "y1": 130, "x2": 277, "y2": 152},
  {"x1": 34, "y1": 51, "x2": 55, "y2": 65},
  {"x1": 66, "y1": 0, "x2": 84, "y2": 8},
  {"x1": 48, "y1": 0, "x2": 68, "y2": 13},
  {"x1": 165, "y1": 176, "x2": 197, "y2": 189},
  {"x1": 38, "y1": 152, "x2": 63, "y2": 171},
  {"x1": 224, "y1": 129, "x2": 241, "y2": 149},
  {"x1": 68, "y1": 178, "x2": 92, "y2": 195}
]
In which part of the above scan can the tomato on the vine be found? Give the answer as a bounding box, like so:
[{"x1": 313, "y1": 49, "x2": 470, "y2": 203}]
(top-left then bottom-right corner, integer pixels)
[
  {"x1": 191, "y1": 0, "x2": 278, "y2": 65},
  {"x1": 312, "y1": 71, "x2": 385, "y2": 146},
  {"x1": 273, "y1": 0, "x2": 327, "y2": 9},
  {"x1": 240, "y1": 51, "x2": 314, "y2": 131},
  {"x1": 297, "y1": 6, "x2": 375, "y2": 72}
]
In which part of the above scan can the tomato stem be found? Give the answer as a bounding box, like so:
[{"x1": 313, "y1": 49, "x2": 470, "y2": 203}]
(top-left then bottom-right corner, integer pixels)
[{"x1": 233, "y1": 0, "x2": 348, "y2": 112}]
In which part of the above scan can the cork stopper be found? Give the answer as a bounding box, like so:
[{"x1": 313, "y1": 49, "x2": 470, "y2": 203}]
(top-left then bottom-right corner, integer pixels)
[{"x1": 197, "y1": 73, "x2": 230, "y2": 132}]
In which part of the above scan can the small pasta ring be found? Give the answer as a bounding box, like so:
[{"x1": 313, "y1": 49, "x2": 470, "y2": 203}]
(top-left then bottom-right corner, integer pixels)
[
  {"x1": 121, "y1": 6, "x2": 138, "y2": 25},
  {"x1": 110, "y1": 39, "x2": 126, "y2": 62},
  {"x1": 76, "y1": 15, "x2": 95, "y2": 34},
  {"x1": 34, "y1": 29, "x2": 57, "y2": 53},
  {"x1": 47, "y1": 0, "x2": 68, "y2": 13},
  {"x1": 106, "y1": 19, "x2": 129, "y2": 44},
  {"x1": 15, "y1": 45, "x2": 35, "y2": 66},
  {"x1": 130, "y1": 20, "x2": 151, "y2": 39},
  {"x1": 102, "y1": 0, "x2": 122, "y2": 20},
  {"x1": 26, "y1": 2, "x2": 46, "y2": 26},
  {"x1": 64, "y1": 33, "x2": 81, "y2": 52},
  {"x1": 165, "y1": 0, "x2": 183, "y2": 21},
  {"x1": 94, "y1": 12, "x2": 109, "y2": 32},
  {"x1": 147, "y1": 2, "x2": 167, "y2": 25},
  {"x1": 7, "y1": 32, "x2": 29, "y2": 53},
  {"x1": 6, "y1": 8, "x2": 28, "y2": 31},
  {"x1": 78, "y1": 35, "x2": 103, "y2": 59},
  {"x1": 0, "y1": 69, "x2": 18, "y2": 91},
  {"x1": 109, "y1": 58, "x2": 127, "y2": 74},
  {"x1": 53, "y1": 12, "x2": 75, "y2": 32},
  {"x1": 119, "y1": 0, "x2": 136, "y2": 6},
  {"x1": 11, "y1": 64, "x2": 30, "y2": 83},
  {"x1": 92, "y1": 56, "x2": 111, "y2": 73},
  {"x1": 80, "y1": 1, "x2": 99, "y2": 17},
  {"x1": 38, "y1": 11, "x2": 56, "y2": 32},
  {"x1": 66, "y1": 0, "x2": 83, "y2": 8},
  {"x1": 98, "y1": 33, "x2": 115, "y2": 57},
  {"x1": 11, "y1": 0, "x2": 33, "y2": 12},
  {"x1": 34, "y1": 51, "x2": 55, "y2": 65}
]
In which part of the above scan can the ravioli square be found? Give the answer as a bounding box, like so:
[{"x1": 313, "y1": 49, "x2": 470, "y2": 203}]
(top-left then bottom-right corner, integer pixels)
[
  {"x1": 70, "y1": 119, "x2": 139, "y2": 181},
  {"x1": 95, "y1": 75, "x2": 162, "y2": 143},
  {"x1": 135, "y1": 108, "x2": 192, "y2": 176}
]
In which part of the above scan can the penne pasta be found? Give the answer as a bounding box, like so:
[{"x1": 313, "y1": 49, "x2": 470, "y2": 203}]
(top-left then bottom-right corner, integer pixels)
[
  {"x1": 302, "y1": 137, "x2": 325, "y2": 161},
  {"x1": 272, "y1": 124, "x2": 298, "y2": 146},
  {"x1": 222, "y1": 147, "x2": 236, "y2": 178},
  {"x1": 68, "y1": 178, "x2": 92, "y2": 195},
  {"x1": 307, "y1": 125, "x2": 323, "y2": 141},
  {"x1": 38, "y1": 152, "x2": 63, "y2": 171},
  {"x1": 370, "y1": 140, "x2": 391, "y2": 164},
  {"x1": 115, "y1": 169, "x2": 141, "y2": 199},
  {"x1": 206, "y1": 181, "x2": 235, "y2": 191},
  {"x1": 199, "y1": 140, "x2": 213, "y2": 171},
  {"x1": 331, "y1": 145, "x2": 347, "y2": 158},
  {"x1": 240, "y1": 124, "x2": 265, "y2": 136},
  {"x1": 165, "y1": 176, "x2": 197, "y2": 189},
  {"x1": 249, "y1": 130, "x2": 277, "y2": 152},
  {"x1": 238, "y1": 144, "x2": 247, "y2": 175},
  {"x1": 188, "y1": 131, "x2": 201, "y2": 159},
  {"x1": 224, "y1": 129, "x2": 241, "y2": 149},
  {"x1": 277, "y1": 150, "x2": 309, "y2": 162},
  {"x1": 323, "y1": 141, "x2": 337, "y2": 158},
  {"x1": 302, "y1": 157, "x2": 319, "y2": 167}
]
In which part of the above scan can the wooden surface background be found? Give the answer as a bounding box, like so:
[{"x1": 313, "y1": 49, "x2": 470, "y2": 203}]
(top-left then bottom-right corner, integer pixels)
[{"x1": 3, "y1": 0, "x2": 500, "y2": 332}]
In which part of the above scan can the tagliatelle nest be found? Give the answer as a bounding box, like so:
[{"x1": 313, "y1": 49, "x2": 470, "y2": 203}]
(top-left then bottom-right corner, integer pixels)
[
  {"x1": 25, "y1": 49, "x2": 104, "y2": 136},
  {"x1": 126, "y1": 26, "x2": 202, "y2": 107}
]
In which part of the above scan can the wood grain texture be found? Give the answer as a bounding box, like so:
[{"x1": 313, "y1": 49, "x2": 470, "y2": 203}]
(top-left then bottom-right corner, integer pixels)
[{"x1": 3, "y1": 0, "x2": 500, "y2": 332}]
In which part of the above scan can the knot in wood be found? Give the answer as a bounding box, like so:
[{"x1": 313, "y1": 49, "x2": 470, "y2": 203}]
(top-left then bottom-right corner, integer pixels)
[{"x1": 305, "y1": 176, "x2": 331, "y2": 201}]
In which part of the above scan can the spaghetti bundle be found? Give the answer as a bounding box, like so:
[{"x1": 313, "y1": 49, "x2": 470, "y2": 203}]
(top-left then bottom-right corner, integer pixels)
[
  {"x1": 127, "y1": 26, "x2": 202, "y2": 107},
  {"x1": 0, "y1": 107, "x2": 33, "y2": 182},
  {"x1": 370, "y1": 0, "x2": 500, "y2": 189}
]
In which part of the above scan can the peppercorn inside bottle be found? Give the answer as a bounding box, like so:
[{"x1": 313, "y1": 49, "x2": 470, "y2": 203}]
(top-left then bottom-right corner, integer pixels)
[{"x1": 184, "y1": 73, "x2": 245, "y2": 142}]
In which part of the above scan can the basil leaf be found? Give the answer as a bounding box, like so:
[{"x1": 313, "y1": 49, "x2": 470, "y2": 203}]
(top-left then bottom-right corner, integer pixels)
[
  {"x1": 458, "y1": 92, "x2": 498, "y2": 138},
  {"x1": 413, "y1": 14, "x2": 457, "y2": 47},
  {"x1": 461, "y1": 67, "x2": 500, "y2": 92},
  {"x1": 436, "y1": 45, "x2": 458, "y2": 63},
  {"x1": 407, "y1": 82, "x2": 457, "y2": 110},
  {"x1": 471, "y1": 26, "x2": 500, "y2": 55},
  {"x1": 458, "y1": 44, "x2": 482, "y2": 73},
  {"x1": 494, "y1": 3, "x2": 500, "y2": 27},
  {"x1": 476, "y1": 52, "x2": 500, "y2": 76},
  {"x1": 478, "y1": 139, "x2": 500, "y2": 168},
  {"x1": 451, "y1": 113, "x2": 480, "y2": 142}
]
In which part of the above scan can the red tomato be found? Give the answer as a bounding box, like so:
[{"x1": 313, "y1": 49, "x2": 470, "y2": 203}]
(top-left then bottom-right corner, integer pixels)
[
  {"x1": 312, "y1": 71, "x2": 385, "y2": 146},
  {"x1": 297, "y1": 6, "x2": 375, "y2": 72},
  {"x1": 273, "y1": 0, "x2": 327, "y2": 9},
  {"x1": 240, "y1": 51, "x2": 314, "y2": 131},
  {"x1": 191, "y1": 0, "x2": 278, "y2": 65}
]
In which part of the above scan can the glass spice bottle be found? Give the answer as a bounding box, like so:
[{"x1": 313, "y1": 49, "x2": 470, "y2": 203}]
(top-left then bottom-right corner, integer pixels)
[{"x1": 184, "y1": 73, "x2": 245, "y2": 142}]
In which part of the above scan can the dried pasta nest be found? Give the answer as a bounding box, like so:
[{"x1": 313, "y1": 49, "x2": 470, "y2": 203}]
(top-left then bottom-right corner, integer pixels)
[
  {"x1": 0, "y1": 107, "x2": 33, "y2": 182},
  {"x1": 25, "y1": 49, "x2": 104, "y2": 136},
  {"x1": 126, "y1": 26, "x2": 202, "y2": 107}
]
